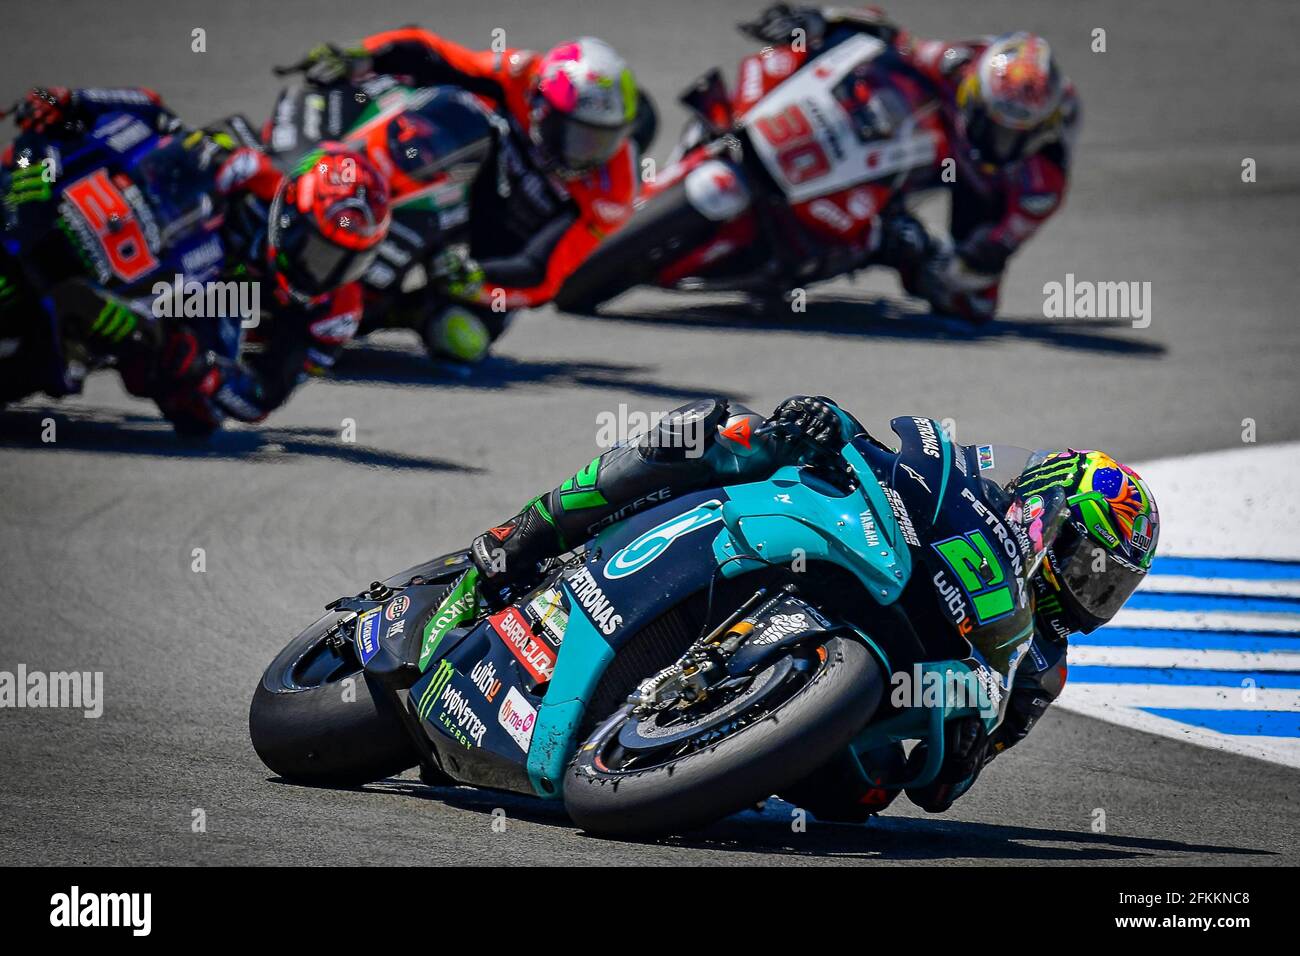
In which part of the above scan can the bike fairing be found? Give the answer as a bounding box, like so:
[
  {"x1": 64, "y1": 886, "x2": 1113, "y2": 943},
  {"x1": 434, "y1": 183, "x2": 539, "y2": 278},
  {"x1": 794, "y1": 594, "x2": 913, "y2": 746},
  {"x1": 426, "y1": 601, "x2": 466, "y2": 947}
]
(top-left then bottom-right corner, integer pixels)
[
  {"x1": 0, "y1": 89, "x2": 374, "y2": 426},
  {"x1": 6, "y1": 120, "x2": 244, "y2": 411},
  {"x1": 561, "y1": 7, "x2": 1075, "y2": 322},
  {"x1": 399, "y1": 414, "x2": 1039, "y2": 800},
  {"x1": 261, "y1": 77, "x2": 554, "y2": 362},
  {"x1": 757, "y1": 8, "x2": 1079, "y2": 320}
]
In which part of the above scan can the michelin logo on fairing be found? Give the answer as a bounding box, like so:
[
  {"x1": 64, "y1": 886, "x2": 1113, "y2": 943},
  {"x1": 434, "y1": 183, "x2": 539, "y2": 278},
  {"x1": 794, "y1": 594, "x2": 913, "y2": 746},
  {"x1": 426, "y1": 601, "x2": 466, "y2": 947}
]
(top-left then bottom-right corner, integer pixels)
[
  {"x1": 751, "y1": 612, "x2": 811, "y2": 646},
  {"x1": 354, "y1": 608, "x2": 382, "y2": 664},
  {"x1": 603, "y1": 501, "x2": 725, "y2": 579}
]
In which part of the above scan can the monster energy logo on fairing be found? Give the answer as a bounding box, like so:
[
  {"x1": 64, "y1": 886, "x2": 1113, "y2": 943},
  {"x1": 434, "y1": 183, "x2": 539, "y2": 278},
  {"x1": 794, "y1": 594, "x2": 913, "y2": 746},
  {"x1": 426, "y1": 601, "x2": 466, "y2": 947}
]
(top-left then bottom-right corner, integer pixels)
[
  {"x1": 90, "y1": 301, "x2": 137, "y2": 342},
  {"x1": 417, "y1": 659, "x2": 455, "y2": 720},
  {"x1": 4, "y1": 162, "x2": 51, "y2": 205}
]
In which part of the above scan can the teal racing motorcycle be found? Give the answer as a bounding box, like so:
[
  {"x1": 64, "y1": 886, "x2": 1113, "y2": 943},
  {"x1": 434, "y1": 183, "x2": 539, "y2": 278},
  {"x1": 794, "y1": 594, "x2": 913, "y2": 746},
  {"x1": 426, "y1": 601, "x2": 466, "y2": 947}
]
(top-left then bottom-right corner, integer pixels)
[{"x1": 249, "y1": 418, "x2": 1062, "y2": 837}]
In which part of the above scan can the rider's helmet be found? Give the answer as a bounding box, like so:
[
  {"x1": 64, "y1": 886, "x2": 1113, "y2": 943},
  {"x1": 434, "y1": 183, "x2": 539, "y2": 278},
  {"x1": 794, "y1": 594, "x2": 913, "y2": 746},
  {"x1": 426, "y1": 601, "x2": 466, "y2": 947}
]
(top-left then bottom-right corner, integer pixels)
[
  {"x1": 1009, "y1": 450, "x2": 1159, "y2": 635},
  {"x1": 267, "y1": 144, "x2": 391, "y2": 301},
  {"x1": 956, "y1": 32, "x2": 1064, "y2": 165},
  {"x1": 528, "y1": 37, "x2": 638, "y2": 177}
]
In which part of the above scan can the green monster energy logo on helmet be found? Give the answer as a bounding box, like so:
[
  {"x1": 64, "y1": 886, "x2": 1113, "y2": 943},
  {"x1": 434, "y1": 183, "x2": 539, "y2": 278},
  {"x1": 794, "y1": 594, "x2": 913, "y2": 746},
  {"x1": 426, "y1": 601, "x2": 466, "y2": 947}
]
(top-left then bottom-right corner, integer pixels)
[{"x1": 1013, "y1": 455, "x2": 1080, "y2": 496}]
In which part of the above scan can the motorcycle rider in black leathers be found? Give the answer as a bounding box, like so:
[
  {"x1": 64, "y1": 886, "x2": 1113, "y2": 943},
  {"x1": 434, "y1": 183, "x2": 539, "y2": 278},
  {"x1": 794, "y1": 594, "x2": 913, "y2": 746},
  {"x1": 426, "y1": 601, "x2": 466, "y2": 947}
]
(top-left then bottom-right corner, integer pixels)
[{"x1": 465, "y1": 396, "x2": 1160, "y2": 817}]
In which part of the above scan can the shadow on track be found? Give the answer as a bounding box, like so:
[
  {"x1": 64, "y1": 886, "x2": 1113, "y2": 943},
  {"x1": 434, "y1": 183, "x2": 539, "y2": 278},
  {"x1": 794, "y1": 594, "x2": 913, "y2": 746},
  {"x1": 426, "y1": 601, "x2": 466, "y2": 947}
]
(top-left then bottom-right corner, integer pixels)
[
  {"x1": 645, "y1": 802, "x2": 1277, "y2": 863},
  {"x1": 331, "y1": 340, "x2": 750, "y2": 405},
  {"x1": 578, "y1": 295, "x2": 1167, "y2": 358},
  {"x1": 317, "y1": 781, "x2": 1269, "y2": 864},
  {"x1": 0, "y1": 405, "x2": 479, "y2": 472}
]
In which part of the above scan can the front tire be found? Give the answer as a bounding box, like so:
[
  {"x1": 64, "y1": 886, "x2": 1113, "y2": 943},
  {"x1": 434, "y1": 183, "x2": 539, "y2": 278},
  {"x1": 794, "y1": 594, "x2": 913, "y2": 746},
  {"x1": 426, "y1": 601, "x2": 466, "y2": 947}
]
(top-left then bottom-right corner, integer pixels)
[
  {"x1": 249, "y1": 611, "x2": 418, "y2": 785},
  {"x1": 564, "y1": 635, "x2": 881, "y2": 837}
]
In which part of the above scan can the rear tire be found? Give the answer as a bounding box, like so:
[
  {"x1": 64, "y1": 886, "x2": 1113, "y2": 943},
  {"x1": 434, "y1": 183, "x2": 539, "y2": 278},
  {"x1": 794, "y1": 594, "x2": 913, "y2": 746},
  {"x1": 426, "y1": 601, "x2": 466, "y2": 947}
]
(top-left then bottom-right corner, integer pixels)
[
  {"x1": 249, "y1": 612, "x2": 418, "y2": 786},
  {"x1": 564, "y1": 635, "x2": 881, "y2": 837},
  {"x1": 553, "y1": 179, "x2": 719, "y2": 314}
]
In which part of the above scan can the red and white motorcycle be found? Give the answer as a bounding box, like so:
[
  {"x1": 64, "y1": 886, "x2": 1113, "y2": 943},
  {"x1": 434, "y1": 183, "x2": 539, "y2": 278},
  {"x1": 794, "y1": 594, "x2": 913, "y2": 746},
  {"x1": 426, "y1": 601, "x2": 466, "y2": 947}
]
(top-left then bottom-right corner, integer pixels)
[{"x1": 554, "y1": 31, "x2": 952, "y2": 312}]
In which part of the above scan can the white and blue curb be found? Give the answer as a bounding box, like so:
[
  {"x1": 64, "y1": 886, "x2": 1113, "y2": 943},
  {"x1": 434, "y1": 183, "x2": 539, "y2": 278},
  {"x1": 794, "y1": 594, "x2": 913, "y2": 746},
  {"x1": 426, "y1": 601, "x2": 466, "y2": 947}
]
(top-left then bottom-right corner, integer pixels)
[{"x1": 1057, "y1": 442, "x2": 1300, "y2": 769}]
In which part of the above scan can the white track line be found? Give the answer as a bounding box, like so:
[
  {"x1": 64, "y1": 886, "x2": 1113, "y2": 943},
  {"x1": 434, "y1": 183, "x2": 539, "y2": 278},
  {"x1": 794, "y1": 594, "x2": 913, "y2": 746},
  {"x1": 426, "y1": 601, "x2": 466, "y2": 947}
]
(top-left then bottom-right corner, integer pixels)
[
  {"x1": 1063, "y1": 684, "x2": 1300, "y2": 710},
  {"x1": 1061, "y1": 686, "x2": 1300, "y2": 769},
  {"x1": 1141, "y1": 575, "x2": 1300, "y2": 598},
  {"x1": 1132, "y1": 442, "x2": 1300, "y2": 560},
  {"x1": 1069, "y1": 645, "x2": 1300, "y2": 671},
  {"x1": 1109, "y1": 608, "x2": 1300, "y2": 633},
  {"x1": 1050, "y1": 443, "x2": 1300, "y2": 770}
]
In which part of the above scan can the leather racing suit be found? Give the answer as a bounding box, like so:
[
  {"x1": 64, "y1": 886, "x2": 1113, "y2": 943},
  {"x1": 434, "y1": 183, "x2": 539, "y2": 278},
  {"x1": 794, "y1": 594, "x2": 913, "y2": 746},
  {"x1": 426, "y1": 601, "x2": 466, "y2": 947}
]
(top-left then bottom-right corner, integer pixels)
[{"x1": 468, "y1": 395, "x2": 1069, "y2": 817}]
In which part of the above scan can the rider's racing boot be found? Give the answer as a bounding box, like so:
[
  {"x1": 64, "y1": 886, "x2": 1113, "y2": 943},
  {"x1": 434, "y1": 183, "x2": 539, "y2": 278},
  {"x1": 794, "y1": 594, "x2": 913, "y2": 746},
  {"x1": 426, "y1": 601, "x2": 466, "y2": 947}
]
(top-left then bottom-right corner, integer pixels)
[
  {"x1": 470, "y1": 495, "x2": 566, "y2": 595},
  {"x1": 422, "y1": 304, "x2": 495, "y2": 365}
]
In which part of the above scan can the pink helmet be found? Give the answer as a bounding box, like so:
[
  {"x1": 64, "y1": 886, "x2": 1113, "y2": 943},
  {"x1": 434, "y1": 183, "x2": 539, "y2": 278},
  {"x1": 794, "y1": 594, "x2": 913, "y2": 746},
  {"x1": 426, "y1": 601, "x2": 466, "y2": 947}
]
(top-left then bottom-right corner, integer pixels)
[{"x1": 530, "y1": 37, "x2": 638, "y2": 176}]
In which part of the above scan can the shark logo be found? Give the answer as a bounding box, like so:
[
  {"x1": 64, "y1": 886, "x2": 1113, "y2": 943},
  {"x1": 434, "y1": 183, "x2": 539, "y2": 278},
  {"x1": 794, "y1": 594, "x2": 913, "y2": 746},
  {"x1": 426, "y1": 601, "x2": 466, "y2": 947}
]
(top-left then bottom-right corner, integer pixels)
[{"x1": 604, "y1": 501, "x2": 724, "y2": 579}]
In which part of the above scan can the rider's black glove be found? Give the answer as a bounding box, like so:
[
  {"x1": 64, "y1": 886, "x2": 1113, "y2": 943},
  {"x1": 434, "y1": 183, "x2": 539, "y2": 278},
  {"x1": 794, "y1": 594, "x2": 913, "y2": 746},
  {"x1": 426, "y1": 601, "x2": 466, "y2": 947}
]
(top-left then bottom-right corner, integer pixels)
[
  {"x1": 904, "y1": 714, "x2": 990, "y2": 813},
  {"x1": 738, "y1": 3, "x2": 827, "y2": 48},
  {"x1": 770, "y1": 395, "x2": 842, "y2": 452},
  {"x1": 878, "y1": 212, "x2": 934, "y2": 271},
  {"x1": 989, "y1": 637, "x2": 1067, "y2": 755},
  {"x1": 302, "y1": 43, "x2": 372, "y2": 86}
]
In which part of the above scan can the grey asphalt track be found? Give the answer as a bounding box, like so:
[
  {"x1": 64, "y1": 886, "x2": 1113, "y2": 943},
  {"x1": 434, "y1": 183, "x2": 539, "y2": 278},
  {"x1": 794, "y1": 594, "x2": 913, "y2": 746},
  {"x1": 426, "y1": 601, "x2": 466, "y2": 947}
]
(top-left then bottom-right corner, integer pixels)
[{"x1": 1, "y1": 0, "x2": 1298, "y2": 865}]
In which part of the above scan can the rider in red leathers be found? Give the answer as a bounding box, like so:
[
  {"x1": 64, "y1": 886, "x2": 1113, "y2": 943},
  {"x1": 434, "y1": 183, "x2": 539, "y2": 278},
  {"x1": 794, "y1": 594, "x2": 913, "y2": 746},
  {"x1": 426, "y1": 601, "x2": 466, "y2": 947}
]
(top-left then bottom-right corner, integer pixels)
[
  {"x1": 298, "y1": 28, "x2": 643, "y2": 346},
  {"x1": 740, "y1": 5, "x2": 1079, "y2": 322}
]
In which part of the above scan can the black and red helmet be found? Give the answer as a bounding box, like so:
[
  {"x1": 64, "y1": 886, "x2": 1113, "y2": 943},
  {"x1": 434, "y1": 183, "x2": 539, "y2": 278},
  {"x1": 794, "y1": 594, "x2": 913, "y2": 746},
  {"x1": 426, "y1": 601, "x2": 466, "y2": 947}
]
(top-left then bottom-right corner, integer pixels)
[{"x1": 267, "y1": 144, "x2": 390, "y2": 300}]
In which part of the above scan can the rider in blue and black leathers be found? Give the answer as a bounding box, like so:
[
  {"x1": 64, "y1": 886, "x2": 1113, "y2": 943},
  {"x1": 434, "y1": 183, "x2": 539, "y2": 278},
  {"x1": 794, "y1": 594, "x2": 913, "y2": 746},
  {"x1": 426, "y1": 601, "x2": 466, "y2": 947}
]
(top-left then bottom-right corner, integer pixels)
[
  {"x1": 467, "y1": 396, "x2": 1158, "y2": 818},
  {"x1": 1, "y1": 86, "x2": 389, "y2": 432}
]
